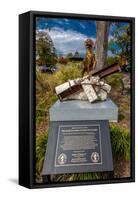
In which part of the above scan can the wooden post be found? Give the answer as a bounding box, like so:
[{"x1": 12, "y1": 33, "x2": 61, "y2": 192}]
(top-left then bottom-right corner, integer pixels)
[{"x1": 96, "y1": 21, "x2": 110, "y2": 70}]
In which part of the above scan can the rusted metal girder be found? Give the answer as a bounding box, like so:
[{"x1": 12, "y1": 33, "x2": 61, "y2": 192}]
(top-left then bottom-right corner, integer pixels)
[{"x1": 57, "y1": 62, "x2": 127, "y2": 100}]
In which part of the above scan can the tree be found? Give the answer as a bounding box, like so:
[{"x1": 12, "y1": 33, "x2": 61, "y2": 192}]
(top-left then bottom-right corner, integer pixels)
[
  {"x1": 96, "y1": 21, "x2": 110, "y2": 70},
  {"x1": 36, "y1": 30, "x2": 57, "y2": 67},
  {"x1": 67, "y1": 52, "x2": 73, "y2": 58},
  {"x1": 109, "y1": 23, "x2": 131, "y2": 63}
]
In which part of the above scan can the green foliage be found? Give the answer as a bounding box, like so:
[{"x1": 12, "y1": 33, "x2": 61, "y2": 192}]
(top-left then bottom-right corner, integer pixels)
[
  {"x1": 110, "y1": 124, "x2": 130, "y2": 161},
  {"x1": 36, "y1": 63, "x2": 82, "y2": 91},
  {"x1": 66, "y1": 52, "x2": 73, "y2": 58},
  {"x1": 71, "y1": 172, "x2": 100, "y2": 181},
  {"x1": 107, "y1": 56, "x2": 118, "y2": 66},
  {"x1": 36, "y1": 131, "x2": 48, "y2": 180},
  {"x1": 109, "y1": 23, "x2": 131, "y2": 63},
  {"x1": 74, "y1": 51, "x2": 80, "y2": 57},
  {"x1": 36, "y1": 109, "x2": 47, "y2": 124},
  {"x1": 36, "y1": 37, "x2": 57, "y2": 67},
  {"x1": 55, "y1": 64, "x2": 82, "y2": 83},
  {"x1": 36, "y1": 64, "x2": 81, "y2": 131},
  {"x1": 53, "y1": 172, "x2": 101, "y2": 182},
  {"x1": 106, "y1": 73, "x2": 123, "y2": 88},
  {"x1": 118, "y1": 112, "x2": 125, "y2": 121}
]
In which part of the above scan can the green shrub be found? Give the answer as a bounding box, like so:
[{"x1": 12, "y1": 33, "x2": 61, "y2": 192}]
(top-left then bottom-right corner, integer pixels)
[
  {"x1": 110, "y1": 124, "x2": 130, "y2": 161},
  {"x1": 36, "y1": 109, "x2": 47, "y2": 124},
  {"x1": 36, "y1": 64, "x2": 82, "y2": 128},
  {"x1": 118, "y1": 112, "x2": 125, "y2": 121},
  {"x1": 106, "y1": 73, "x2": 123, "y2": 88},
  {"x1": 54, "y1": 64, "x2": 82, "y2": 83}
]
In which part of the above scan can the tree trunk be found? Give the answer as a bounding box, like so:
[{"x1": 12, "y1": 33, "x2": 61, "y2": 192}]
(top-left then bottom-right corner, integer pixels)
[{"x1": 96, "y1": 21, "x2": 110, "y2": 70}]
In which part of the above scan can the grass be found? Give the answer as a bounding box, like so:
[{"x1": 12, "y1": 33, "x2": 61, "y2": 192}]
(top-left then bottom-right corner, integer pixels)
[
  {"x1": 51, "y1": 172, "x2": 101, "y2": 182},
  {"x1": 106, "y1": 73, "x2": 123, "y2": 89},
  {"x1": 36, "y1": 130, "x2": 48, "y2": 182}
]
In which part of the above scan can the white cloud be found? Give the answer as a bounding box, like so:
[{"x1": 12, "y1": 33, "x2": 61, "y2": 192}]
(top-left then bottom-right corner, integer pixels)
[{"x1": 49, "y1": 27, "x2": 95, "y2": 56}]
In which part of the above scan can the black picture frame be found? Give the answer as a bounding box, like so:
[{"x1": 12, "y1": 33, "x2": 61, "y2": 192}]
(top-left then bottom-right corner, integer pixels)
[{"x1": 19, "y1": 10, "x2": 135, "y2": 189}]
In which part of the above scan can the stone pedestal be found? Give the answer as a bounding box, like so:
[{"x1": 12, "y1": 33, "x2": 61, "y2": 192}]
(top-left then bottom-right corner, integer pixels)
[
  {"x1": 42, "y1": 99, "x2": 118, "y2": 176},
  {"x1": 50, "y1": 99, "x2": 118, "y2": 122}
]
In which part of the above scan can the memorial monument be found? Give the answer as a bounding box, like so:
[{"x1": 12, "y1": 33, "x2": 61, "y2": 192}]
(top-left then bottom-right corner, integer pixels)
[{"x1": 42, "y1": 38, "x2": 128, "y2": 178}]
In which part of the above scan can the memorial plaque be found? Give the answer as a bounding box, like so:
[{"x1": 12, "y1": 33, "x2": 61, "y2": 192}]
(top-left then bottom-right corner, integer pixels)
[
  {"x1": 55, "y1": 124, "x2": 102, "y2": 166},
  {"x1": 42, "y1": 120, "x2": 113, "y2": 175}
]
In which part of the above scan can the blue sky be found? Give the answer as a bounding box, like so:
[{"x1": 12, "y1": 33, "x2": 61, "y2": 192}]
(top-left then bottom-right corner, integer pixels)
[
  {"x1": 36, "y1": 17, "x2": 129, "y2": 57},
  {"x1": 36, "y1": 17, "x2": 97, "y2": 56}
]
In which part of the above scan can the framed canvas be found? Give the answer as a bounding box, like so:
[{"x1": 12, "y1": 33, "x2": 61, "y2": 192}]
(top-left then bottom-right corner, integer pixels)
[{"x1": 19, "y1": 11, "x2": 135, "y2": 188}]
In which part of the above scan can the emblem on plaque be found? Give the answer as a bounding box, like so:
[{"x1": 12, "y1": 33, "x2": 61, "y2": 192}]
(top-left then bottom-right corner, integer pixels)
[
  {"x1": 91, "y1": 152, "x2": 100, "y2": 163},
  {"x1": 57, "y1": 153, "x2": 67, "y2": 165}
]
